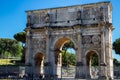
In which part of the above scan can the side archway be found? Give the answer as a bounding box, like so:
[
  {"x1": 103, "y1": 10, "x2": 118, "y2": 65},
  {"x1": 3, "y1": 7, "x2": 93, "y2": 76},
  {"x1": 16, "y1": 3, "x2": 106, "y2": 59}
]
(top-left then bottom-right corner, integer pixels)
[
  {"x1": 85, "y1": 50, "x2": 99, "y2": 78},
  {"x1": 34, "y1": 52, "x2": 44, "y2": 76}
]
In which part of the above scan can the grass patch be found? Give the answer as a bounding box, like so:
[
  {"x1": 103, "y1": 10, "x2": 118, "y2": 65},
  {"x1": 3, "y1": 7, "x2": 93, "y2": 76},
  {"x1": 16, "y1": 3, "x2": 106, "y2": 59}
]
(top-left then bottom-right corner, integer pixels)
[
  {"x1": 0, "y1": 59, "x2": 25, "y2": 66},
  {"x1": 0, "y1": 59, "x2": 12, "y2": 65}
]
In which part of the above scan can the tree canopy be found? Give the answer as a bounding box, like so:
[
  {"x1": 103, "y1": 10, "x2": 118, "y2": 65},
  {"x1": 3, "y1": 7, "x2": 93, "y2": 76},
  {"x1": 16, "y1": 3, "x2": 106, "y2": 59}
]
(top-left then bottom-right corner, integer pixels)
[
  {"x1": 62, "y1": 41, "x2": 75, "y2": 50},
  {"x1": 0, "y1": 38, "x2": 23, "y2": 58},
  {"x1": 113, "y1": 38, "x2": 120, "y2": 55},
  {"x1": 14, "y1": 31, "x2": 26, "y2": 45},
  {"x1": 14, "y1": 31, "x2": 26, "y2": 63},
  {"x1": 62, "y1": 41, "x2": 76, "y2": 66},
  {"x1": 113, "y1": 58, "x2": 120, "y2": 66},
  {"x1": 91, "y1": 53, "x2": 99, "y2": 66},
  {"x1": 62, "y1": 50, "x2": 76, "y2": 66}
]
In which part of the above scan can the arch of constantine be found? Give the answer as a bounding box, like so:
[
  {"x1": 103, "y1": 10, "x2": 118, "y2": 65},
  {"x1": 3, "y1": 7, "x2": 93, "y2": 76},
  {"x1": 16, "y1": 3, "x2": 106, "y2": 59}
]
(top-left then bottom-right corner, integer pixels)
[{"x1": 25, "y1": 1, "x2": 113, "y2": 79}]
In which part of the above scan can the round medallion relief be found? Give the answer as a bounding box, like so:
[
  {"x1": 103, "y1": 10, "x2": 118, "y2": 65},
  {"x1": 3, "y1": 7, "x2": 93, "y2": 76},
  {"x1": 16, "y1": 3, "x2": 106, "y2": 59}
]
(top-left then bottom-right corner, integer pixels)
[
  {"x1": 83, "y1": 36, "x2": 91, "y2": 44},
  {"x1": 92, "y1": 35, "x2": 100, "y2": 43}
]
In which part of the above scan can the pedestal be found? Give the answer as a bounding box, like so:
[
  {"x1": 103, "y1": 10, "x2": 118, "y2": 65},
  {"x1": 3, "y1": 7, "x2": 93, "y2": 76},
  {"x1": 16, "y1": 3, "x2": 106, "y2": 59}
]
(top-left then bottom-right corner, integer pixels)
[
  {"x1": 98, "y1": 63, "x2": 108, "y2": 80},
  {"x1": 75, "y1": 62, "x2": 86, "y2": 79}
]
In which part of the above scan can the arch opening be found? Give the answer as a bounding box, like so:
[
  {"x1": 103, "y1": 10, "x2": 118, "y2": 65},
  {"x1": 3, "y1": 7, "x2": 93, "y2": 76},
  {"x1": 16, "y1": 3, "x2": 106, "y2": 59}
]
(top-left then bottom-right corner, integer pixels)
[
  {"x1": 34, "y1": 52, "x2": 44, "y2": 75},
  {"x1": 86, "y1": 51, "x2": 99, "y2": 79},
  {"x1": 54, "y1": 38, "x2": 76, "y2": 78}
]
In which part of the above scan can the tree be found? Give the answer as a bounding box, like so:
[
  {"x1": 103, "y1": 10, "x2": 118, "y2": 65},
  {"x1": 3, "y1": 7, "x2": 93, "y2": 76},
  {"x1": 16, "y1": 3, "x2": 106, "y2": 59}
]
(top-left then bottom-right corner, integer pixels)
[
  {"x1": 62, "y1": 41, "x2": 76, "y2": 66},
  {"x1": 113, "y1": 58, "x2": 120, "y2": 66},
  {"x1": 14, "y1": 31, "x2": 26, "y2": 47},
  {"x1": 0, "y1": 38, "x2": 22, "y2": 58},
  {"x1": 68, "y1": 53, "x2": 76, "y2": 66},
  {"x1": 62, "y1": 41, "x2": 99, "y2": 67},
  {"x1": 91, "y1": 53, "x2": 99, "y2": 66},
  {"x1": 14, "y1": 31, "x2": 26, "y2": 63},
  {"x1": 61, "y1": 50, "x2": 76, "y2": 66},
  {"x1": 113, "y1": 38, "x2": 120, "y2": 55},
  {"x1": 62, "y1": 41, "x2": 74, "y2": 50},
  {"x1": 62, "y1": 50, "x2": 69, "y2": 66}
]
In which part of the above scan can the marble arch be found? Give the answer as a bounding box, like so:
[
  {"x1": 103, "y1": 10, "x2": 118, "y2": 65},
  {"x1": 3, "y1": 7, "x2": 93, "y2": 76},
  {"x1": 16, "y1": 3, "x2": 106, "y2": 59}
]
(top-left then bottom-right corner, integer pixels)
[{"x1": 25, "y1": 1, "x2": 113, "y2": 79}]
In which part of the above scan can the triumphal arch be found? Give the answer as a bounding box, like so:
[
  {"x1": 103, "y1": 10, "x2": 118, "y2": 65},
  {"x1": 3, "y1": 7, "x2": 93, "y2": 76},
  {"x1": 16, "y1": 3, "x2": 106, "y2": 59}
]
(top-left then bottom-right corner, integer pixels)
[{"x1": 25, "y1": 1, "x2": 113, "y2": 79}]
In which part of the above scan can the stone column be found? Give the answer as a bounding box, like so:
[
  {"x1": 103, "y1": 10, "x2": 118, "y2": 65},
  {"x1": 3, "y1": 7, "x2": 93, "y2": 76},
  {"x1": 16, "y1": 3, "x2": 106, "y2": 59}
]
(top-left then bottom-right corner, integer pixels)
[
  {"x1": 105, "y1": 27, "x2": 113, "y2": 79},
  {"x1": 45, "y1": 26, "x2": 56, "y2": 78},
  {"x1": 101, "y1": 26, "x2": 106, "y2": 64},
  {"x1": 76, "y1": 30, "x2": 82, "y2": 62},
  {"x1": 25, "y1": 28, "x2": 31, "y2": 74},
  {"x1": 45, "y1": 28, "x2": 50, "y2": 62},
  {"x1": 44, "y1": 27, "x2": 51, "y2": 76},
  {"x1": 99, "y1": 26, "x2": 108, "y2": 79},
  {"x1": 75, "y1": 29, "x2": 85, "y2": 78},
  {"x1": 56, "y1": 51, "x2": 62, "y2": 78},
  {"x1": 49, "y1": 48, "x2": 56, "y2": 78}
]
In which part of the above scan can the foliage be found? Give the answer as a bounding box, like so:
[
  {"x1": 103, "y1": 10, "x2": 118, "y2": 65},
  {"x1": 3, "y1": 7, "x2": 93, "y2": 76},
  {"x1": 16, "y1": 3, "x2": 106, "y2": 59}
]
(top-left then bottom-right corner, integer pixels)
[
  {"x1": 113, "y1": 38, "x2": 120, "y2": 55},
  {"x1": 113, "y1": 58, "x2": 120, "y2": 66},
  {"x1": 62, "y1": 41, "x2": 76, "y2": 66},
  {"x1": 62, "y1": 41, "x2": 75, "y2": 50},
  {"x1": 14, "y1": 31, "x2": 26, "y2": 63},
  {"x1": 91, "y1": 53, "x2": 99, "y2": 66},
  {"x1": 62, "y1": 50, "x2": 68, "y2": 66},
  {"x1": 62, "y1": 50, "x2": 76, "y2": 66},
  {"x1": 14, "y1": 31, "x2": 26, "y2": 45},
  {"x1": 62, "y1": 41, "x2": 99, "y2": 67},
  {"x1": 0, "y1": 38, "x2": 22, "y2": 58}
]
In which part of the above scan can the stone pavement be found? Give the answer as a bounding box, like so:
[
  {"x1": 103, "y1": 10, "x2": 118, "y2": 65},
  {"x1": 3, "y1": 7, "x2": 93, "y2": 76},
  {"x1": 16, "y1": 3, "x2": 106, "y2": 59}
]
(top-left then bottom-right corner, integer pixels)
[{"x1": 61, "y1": 78, "x2": 120, "y2": 80}]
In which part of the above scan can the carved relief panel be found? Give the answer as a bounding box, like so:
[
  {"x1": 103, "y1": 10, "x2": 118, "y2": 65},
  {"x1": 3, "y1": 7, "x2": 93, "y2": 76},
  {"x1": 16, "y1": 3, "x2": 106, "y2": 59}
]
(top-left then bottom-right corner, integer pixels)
[
  {"x1": 92, "y1": 35, "x2": 101, "y2": 44},
  {"x1": 26, "y1": 2, "x2": 111, "y2": 28},
  {"x1": 31, "y1": 33, "x2": 46, "y2": 53},
  {"x1": 82, "y1": 35, "x2": 101, "y2": 48},
  {"x1": 33, "y1": 13, "x2": 40, "y2": 24},
  {"x1": 32, "y1": 38, "x2": 46, "y2": 50},
  {"x1": 82, "y1": 5, "x2": 109, "y2": 23},
  {"x1": 82, "y1": 35, "x2": 91, "y2": 44},
  {"x1": 83, "y1": 7, "x2": 91, "y2": 20}
]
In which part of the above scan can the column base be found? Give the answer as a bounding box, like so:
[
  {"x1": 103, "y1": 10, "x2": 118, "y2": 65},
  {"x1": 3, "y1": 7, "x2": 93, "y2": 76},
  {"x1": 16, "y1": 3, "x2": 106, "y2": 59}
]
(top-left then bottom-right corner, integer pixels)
[
  {"x1": 98, "y1": 76, "x2": 108, "y2": 80},
  {"x1": 75, "y1": 62, "x2": 86, "y2": 79},
  {"x1": 108, "y1": 76, "x2": 114, "y2": 80},
  {"x1": 75, "y1": 74, "x2": 86, "y2": 79},
  {"x1": 86, "y1": 74, "x2": 91, "y2": 79}
]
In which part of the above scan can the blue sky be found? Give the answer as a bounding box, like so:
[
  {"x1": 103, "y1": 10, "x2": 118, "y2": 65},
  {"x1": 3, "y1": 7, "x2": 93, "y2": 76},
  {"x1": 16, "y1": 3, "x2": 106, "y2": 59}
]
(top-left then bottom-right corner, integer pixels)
[{"x1": 0, "y1": 0, "x2": 120, "y2": 61}]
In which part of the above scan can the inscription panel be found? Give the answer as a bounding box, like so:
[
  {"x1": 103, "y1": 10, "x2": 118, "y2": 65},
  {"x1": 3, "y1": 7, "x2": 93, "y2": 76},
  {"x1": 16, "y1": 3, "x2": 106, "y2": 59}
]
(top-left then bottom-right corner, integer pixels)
[
  {"x1": 82, "y1": 28, "x2": 100, "y2": 35},
  {"x1": 26, "y1": 2, "x2": 111, "y2": 28}
]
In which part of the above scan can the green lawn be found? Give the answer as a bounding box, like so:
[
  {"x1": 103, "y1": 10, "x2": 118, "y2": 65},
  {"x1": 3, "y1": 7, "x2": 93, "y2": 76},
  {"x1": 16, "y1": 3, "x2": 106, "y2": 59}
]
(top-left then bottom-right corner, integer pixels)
[{"x1": 0, "y1": 59, "x2": 13, "y2": 65}]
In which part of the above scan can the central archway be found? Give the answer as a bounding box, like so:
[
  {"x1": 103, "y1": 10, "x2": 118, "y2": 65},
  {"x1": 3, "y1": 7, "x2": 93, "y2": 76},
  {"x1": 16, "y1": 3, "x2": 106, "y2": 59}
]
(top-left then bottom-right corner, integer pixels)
[{"x1": 54, "y1": 37, "x2": 76, "y2": 78}]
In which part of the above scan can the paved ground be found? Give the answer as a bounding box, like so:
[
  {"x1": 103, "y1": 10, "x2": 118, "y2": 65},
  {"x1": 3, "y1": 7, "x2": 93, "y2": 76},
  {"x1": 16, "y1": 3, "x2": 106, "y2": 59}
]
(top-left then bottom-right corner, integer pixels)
[
  {"x1": 61, "y1": 78, "x2": 120, "y2": 80},
  {"x1": 61, "y1": 79, "x2": 120, "y2": 80},
  {"x1": 0, "y1": 78, "x2": 120, "y2": 80}
]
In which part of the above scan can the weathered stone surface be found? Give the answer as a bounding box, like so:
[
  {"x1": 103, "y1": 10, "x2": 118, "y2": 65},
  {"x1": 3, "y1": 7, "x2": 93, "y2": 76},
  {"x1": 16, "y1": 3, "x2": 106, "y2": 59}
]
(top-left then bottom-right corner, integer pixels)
[
  {"x1": 25, "y1": 1, "x2": 113, "y2": 79},
  {"x1": 26, "y1": 2, "x2": 112, "y2": 28}
]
